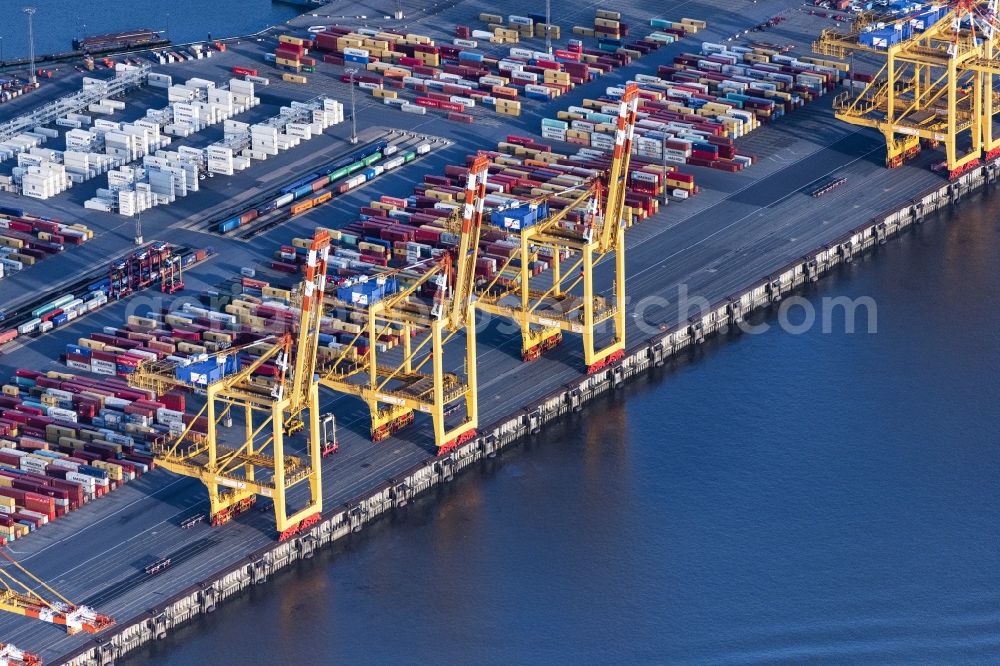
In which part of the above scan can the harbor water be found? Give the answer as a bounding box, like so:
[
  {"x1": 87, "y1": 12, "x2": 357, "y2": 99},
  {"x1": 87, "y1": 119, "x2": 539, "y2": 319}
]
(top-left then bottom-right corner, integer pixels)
[
  {"x1": 122, "y1": 186, "x2": 1000, "y2": 663},
  {"x1": 0, "y1": 1, "x2": 300, "y2": 62}
]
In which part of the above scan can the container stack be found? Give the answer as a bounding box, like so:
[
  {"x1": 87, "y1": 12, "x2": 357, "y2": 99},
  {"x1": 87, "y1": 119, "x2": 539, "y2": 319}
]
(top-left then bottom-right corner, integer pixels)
[
  {"x1": 476, "y1": 13, "x2": 562, "y2": 43},
  {"x1": 0, "y1": 369, "x2": 160, "y2": 543},
  {"x1": 313, "y1": 25, "x2": 659, "y2": 121},
  {"x1": 91, "y1": 92, "x2": 343, "y2": 217},
  {"x1": 261, "y1": 140, "x2": 669, "y2": 293},
  {"x1": 539, "y1": 43, "x2": 844, "y2": 173},
  {"x1": 273, "y1": 34, "x2": 315, "y2": 74},
  {"x1": 0, "y1": 207, "x2": 94, "y2": 281}
]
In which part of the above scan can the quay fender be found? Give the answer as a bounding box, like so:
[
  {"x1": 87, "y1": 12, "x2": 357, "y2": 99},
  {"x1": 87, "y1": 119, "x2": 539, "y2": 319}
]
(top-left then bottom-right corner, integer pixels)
[
  {"x1": 434, "y1": 455, "x2": 456, "y2": 482},
  {"x1": 389, "y1": 480, "x2": 412, "y2": 508},
  {"x1": 687, "y1": 319, "x2": 705, "y2": 344},
  {"x1": 910, "y1": 202, "x2": 924, "y2": 224},
  {"x1": 296, "y1": 534, "x2": 317, "y2": 559},
  {"x1": 525, "y1": 409, "x2": 543, "y2": 435},
  {"x1": 567, "y1": 387, "x2": 584, "y2": 412},
  {"x1": 479, "y1": 432, "x2": 499, "y2": 458},
  {"x1": 348, "y1": 503, "x2": 367, "y2": 532},
  {"x1": 249, "y1": 557, "x2": 269, "y2": 584},
  {"x1": 949, "y1": 183, "x2": 962, "y2": 205},
  {"x1": 148, "y1": 612, "x2": 168, "y2": 640},
  {"x1": 198, "y1": 585, "x2": 217, "y2": 613},
  {"x1": 726, "y1": 298, "x2": 744, "y2": 325},
  {"x1": 766, "y1": 278, "x2": 782, "y2": 303},
  {"x1": 649, "y1": 341, "x2": 666, "y2": 367},
  {"x1": 96, "y1": 641, "x2": 116, "y2": 666},
  {"x1": 839, "y1": 241, "x2": 854, "y2": 264},
  {"x1": 805, "y1": 258, "x2": 820, "y2": 283},
  {"x1": 610, "y1": 365, "x2": 624, "y2": 389},
  {"x1": 875, "y1": 222, "x2": 888, "y2": 245}
]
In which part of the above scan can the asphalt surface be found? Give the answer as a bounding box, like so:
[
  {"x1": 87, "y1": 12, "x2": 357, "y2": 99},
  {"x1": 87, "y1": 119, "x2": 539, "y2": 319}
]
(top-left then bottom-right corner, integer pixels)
[{"x1": 0, "y1": 0, "x2": 953, "y2": 660}]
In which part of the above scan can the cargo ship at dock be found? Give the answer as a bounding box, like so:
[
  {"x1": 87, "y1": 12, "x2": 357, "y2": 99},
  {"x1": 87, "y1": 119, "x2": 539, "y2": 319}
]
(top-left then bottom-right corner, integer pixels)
[{"x1": 71, "y1": 29, "x2": 169, "y2": 55}]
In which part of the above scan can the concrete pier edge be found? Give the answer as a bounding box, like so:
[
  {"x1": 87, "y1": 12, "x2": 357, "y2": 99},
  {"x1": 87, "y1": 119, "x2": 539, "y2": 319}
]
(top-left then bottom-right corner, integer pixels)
[{"x1": 58, "y1": 160, "x2": 999, "y2": 666}]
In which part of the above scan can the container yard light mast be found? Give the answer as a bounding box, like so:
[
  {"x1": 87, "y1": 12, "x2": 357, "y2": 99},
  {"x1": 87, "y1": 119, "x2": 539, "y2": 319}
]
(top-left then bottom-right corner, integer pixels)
[
  {"x1": 814, "y1": 0, "x2": 1000, "y2": 178},
  {"x1": 346, "y1": 68, "x2": 359, "y2": 144},
  {"x1": 545, "y1": 0, "x2": 552, "y2": 54},
  {"x1": 475, "y1": 82, "x2": 640, "y2": 373},
  {"x1": 133, "y1": 208, "x2": 143, "y2": 245},
  {"x1": 318, "y1": 153, "x2": 489, "y2": 452},
  {"x1": 24, "y1": 8, "x2": 36, "y2": 86},
  {"x1": 128, "y1": 230, "x2": 332, "y2": 540}
]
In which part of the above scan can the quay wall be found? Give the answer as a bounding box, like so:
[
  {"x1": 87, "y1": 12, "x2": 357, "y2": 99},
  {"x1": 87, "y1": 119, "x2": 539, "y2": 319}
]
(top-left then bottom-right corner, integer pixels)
[{"x1": 59, "y1": 161, "x2": 1000, "y2": 665}]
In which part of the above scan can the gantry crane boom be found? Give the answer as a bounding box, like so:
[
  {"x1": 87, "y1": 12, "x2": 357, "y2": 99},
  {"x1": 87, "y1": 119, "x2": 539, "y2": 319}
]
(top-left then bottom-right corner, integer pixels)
[
  {"x1": 128, "y1": 230, "x2": 332, "y2": 539},
  {"x1": 815, "y1": 1, "x2": 1000, "y2": 176},
  {"x1": 475, "y1": 82, "x2": 640, "y2": 372},
  {"x1": 0, "y1": 550, "x2": 113, "y2": 637},
  {"x1": 448, "y1": 152, "x2": 490, "y2": 329},
  {"x1": 318, "y1": 154, "x2": 488, "y2": 451}
]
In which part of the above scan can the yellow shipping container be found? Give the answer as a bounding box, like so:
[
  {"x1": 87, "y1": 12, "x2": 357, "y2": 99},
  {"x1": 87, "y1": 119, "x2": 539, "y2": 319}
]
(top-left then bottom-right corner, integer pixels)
[
  {"x1": 358, "y1": 241, "x2": 386, "y2": 255},
  {"x1": 596, "y1": 9, "x2": 621, "y2": 20},
  {"x1": 495, "y1": 100, "x2": 522, "y2": 117},
  {"x1": 572, "y1": 26, "x2": 596, "y2": 37},
  {"x1": 263, "y1": 286, "x2": 291, "y2": 301},
  {"x1": 282, "y1": 73, "x2": 307, "y2": 84},
  {"x1": 204, "y1": 330, "x2": 233, "y2": 344},
  {"x1": 1, "y1": 385, "x2": 18, "y2": 397},
  {"x1": 423, "y1": 189, "x2": 455, "y2": 202},
  {"x1": 127, "y1": 315, "x2": 158, "y2": 329},
  {"x1": 480, "y1": 12, "x2": 503, "y2": 24},
  {"x1": 0, "y1": 496, "x2": 15, "y2": 509},
  {"x1": 278, "y1": 34, "x2": 305, "y2": 46},
  {"x1": 276, "y1": 56, "x2": 300, "y2": 67},
  {"x1": 337, "y1": 37, "x2": 364, "y2": 49},
  {"x1": 177, "y1": 341, "x2": 207, "y2": 354}
]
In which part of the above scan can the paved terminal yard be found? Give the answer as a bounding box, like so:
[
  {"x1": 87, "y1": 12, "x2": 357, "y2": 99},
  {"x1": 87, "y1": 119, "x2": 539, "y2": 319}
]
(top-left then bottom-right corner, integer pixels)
[{"x1": 0, "y1": 0, "x2": 954, "y2": 660}]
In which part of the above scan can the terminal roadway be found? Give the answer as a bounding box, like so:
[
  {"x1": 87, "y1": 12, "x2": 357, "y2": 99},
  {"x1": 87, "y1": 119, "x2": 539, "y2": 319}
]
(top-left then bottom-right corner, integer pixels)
[{"x1": 0, "y1": 0, "x2": 951, "y2": 659}]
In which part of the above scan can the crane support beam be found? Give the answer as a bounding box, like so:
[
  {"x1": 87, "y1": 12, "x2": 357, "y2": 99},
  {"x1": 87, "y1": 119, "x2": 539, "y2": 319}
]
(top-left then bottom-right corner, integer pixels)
[
  {"x1": 475, "y1": 82, "x2": 640, "y2": 372},
  {"x1": 318, "y1": 155, "x2": 489, "y2": 452},
  {"x1": 128, "y1": 230, "x2": 332, "y2": 538}
]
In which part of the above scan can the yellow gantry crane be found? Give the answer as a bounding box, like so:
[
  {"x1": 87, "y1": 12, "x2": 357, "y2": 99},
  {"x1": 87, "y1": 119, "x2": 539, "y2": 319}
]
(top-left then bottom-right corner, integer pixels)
[
  {"x1": 814, "y1": 0, "x2": 1000, "y2": 177},
  {"x1": 476, "y1": 82, "x2": 640, "y2": 373},
  {"x1": 0, "y1": 550, "x2": 113, "y2": 638},
  {"x1": 318, "y1": 153, "x2": 488, "y2": 452},
  {"x1": 128, "y1": 230, "x2": 332, "y2": 539}
]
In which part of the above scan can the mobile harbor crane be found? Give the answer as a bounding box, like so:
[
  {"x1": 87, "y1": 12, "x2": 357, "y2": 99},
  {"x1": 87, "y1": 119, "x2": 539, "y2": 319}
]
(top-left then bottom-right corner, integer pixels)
[
  {"x1": 127, "y1": 230, "x2": 332, "y2": 539},
  {"x1": 0, "y1": 550, "x2": 113, "y2": 638},
  {"x1": 814, "y1": 0, "x2": 1000, "y2": 178},
  {"x1": 317, "y1": 153, "x2": 489, "y2": 452},
  {"x1": 475, "y1": 82, "x2": 640, "y2": 373}
]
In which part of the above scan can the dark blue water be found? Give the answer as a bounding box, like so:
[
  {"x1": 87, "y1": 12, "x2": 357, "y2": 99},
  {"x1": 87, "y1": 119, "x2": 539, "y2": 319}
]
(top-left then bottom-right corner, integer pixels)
[
  {"x1": 121, "y1": 187, "x2": 1000, "y2": 664},
  {"x1": 0, "y1": 0, "x2": 299, "y2": 61}
]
